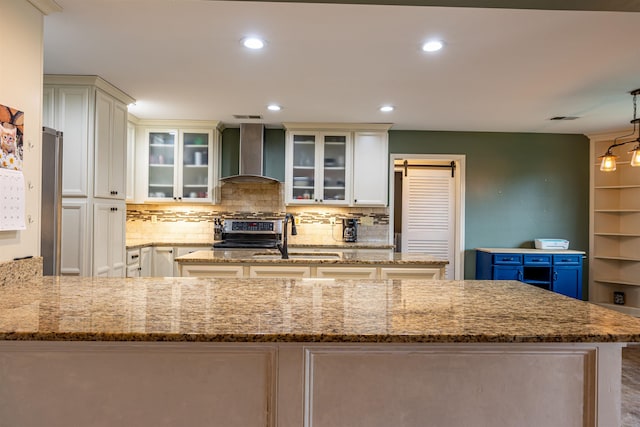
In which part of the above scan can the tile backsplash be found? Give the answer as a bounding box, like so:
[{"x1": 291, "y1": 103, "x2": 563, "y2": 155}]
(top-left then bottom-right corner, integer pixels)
[{"x1": 127, "y1": 181, "x2": 390, "y2": 244}]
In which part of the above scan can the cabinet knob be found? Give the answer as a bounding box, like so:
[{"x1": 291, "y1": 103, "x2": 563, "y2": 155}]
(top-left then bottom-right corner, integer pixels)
[{"x1": 173, "y1": 197, "x2": 177, "y2": 200}]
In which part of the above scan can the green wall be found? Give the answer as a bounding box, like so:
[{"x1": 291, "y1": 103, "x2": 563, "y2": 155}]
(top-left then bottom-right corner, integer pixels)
[
  {"x1": 389, "y1": 130, "x2": 590, "y2": 282},
  {"x1": 221, "y1": 129, "x2": 590, "y2": 284}
]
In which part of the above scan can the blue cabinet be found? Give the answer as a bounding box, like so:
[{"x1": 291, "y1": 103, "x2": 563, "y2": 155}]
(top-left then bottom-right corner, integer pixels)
[{"x1": 476, "y1": 249, "x2": 584, "y2": 300}]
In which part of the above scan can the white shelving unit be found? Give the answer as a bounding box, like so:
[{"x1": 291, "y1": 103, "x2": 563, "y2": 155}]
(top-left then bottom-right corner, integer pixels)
[{"x1": 590, "y1": 132, "x2": 640, "y2": 317}]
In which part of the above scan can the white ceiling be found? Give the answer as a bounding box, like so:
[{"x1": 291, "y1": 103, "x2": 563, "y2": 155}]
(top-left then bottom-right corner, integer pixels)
[{"x1": 43, "y1": 0, "x2": 640, "y2": 134}]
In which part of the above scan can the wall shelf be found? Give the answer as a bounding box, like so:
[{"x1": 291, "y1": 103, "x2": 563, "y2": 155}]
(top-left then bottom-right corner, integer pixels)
[{"x1": 590, "y1": 133, "x2": 640, "y2": 317}]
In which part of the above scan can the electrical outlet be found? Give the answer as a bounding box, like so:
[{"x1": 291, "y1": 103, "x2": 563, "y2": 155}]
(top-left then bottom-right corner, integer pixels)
[
  {"x1": 151, "y1": 215, "x2": 158, "y2": 223},
  {"x1": 360, "y1": 216, "x2": 374, "y2": 226},
  {"x1": 329, "y1": 217, "x2": 336, "y2": 225},
  {"x1": 295, "y1": 216, "x2": 300, "y2": 225}
]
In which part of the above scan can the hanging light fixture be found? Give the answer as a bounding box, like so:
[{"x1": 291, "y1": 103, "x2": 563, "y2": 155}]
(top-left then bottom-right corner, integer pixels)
[{"x1": 599, "y1": 88, "x2": 640, "y2": 172}]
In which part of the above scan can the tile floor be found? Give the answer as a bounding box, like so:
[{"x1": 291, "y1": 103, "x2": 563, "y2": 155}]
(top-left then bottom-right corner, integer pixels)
[{"x1": 622, "y1": 344, "x2": 640, "y2": 427}]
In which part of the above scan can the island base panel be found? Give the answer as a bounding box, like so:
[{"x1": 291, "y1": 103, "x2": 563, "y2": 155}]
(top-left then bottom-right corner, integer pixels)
[{"x1": 0, "y1": 342, "x2": 623, "y2": 427}]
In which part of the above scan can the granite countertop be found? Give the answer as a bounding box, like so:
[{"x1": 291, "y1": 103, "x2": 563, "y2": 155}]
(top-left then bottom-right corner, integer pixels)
[
  {"x1": 126, "y1": 241, "x2": 394, "y2": 250},
  {"x1": 2, "y1": 276, "x2": 640, "y2": 343},
  {"x1": 125, "y1": 240, "x2": 215, "y2": 249},
  {"x1": 175, "y1": 250, "x2": 447, "y2": 265}
]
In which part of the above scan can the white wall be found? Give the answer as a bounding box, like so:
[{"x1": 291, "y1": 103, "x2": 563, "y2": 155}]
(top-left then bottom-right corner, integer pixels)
[{"x1": 0, "y1": 0, "x2": 44, "y2": 261}]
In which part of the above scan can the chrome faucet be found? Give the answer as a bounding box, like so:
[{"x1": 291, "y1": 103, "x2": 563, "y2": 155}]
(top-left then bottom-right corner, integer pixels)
[{"x1": 277, "y1": 213, "x2": 297, "y2": 259}]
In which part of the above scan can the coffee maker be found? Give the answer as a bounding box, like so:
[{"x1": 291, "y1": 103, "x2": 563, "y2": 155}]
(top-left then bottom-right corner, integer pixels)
[{"x1": 342, "y1": 218, "x2": 358, "y2": 242}]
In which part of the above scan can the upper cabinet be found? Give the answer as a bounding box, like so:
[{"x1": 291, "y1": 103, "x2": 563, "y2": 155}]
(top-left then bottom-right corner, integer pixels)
[
  {"x1": 44, "y1": 75, "x2": 133, "y2": 200},
  {"x1": 352, "y1": 131, "x2": 389, "y2": 206},
  {"x1": 94, "y1": 89, "x2": 127, "y2": 199},
  {"x1": 134, "y1": 120, "x2": 221, "y2": 204},
  {"x1": 284, "y1": 123, "x2": 391, "y2": 206},
  {"x1": 287, "y1": 130, "x2": 352, "y2": 205}
]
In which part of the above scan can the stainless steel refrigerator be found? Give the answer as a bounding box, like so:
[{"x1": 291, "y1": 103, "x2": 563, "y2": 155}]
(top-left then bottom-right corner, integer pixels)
[{"x1": 41, "y1": 127, "x2": 63, "y2": 275}]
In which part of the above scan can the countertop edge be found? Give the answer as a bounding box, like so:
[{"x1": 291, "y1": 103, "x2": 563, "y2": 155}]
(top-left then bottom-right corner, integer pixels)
[{"x1": 2, "y1": 332, "x2": 638, "y2": 344}]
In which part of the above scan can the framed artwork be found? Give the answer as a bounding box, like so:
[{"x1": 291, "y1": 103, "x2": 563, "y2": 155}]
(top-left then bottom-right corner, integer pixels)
[{"x1": 0, "y1": 104, "x2": 24, "y2": 171}]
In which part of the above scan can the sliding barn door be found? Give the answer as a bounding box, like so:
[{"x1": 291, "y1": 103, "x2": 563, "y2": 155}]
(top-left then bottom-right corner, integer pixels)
[{"x1": 401, "y1": 166, "x2": 455, "y2": 279}]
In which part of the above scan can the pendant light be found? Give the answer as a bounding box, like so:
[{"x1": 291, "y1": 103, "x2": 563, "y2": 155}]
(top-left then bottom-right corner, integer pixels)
[{"x1": 599, "y1": 88, "x2": 640, "y2": 172}]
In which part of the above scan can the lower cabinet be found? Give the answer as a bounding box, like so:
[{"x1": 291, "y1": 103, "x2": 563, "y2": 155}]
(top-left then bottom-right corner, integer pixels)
[
  {"x1": 61, "y1": 199, "x2": 89, "y2": 276},
  {"x1": 248, "y1": 266, "x2": 311, "y2": 279},
  {"x1": 476, "y1": 249, "x2": 585, "y2": 299},
  {"x1": 380, "y1": 267, "x2": 441, "y2": 280},
  {"x1": 178, "y1": 263, "x2": 443, "y2": 280},
  {"x1": 93, "y1": 201, "x2": 126, "y2": 277},
  {"x1": 140, "y1": 247, "x2": 152, "y2": 276},
  {"x1": 126, "y1": 246, "x2": 152, "y2": 278},
  {"x1": 181, "y1": 265, "x2": 244, "y2": 278},
  {"x1": 316, "y1": 266, "x2": 377, "y2": 279},
  {"x1": 153, "y1": 247, "x2": 175, "y2": 277}
]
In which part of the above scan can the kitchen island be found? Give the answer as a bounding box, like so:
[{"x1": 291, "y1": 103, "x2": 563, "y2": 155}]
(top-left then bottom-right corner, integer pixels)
[
  {"x1": 2, "y1": 276, "x2": 640, "y2": 427},
  {"x1": 175, "y1": 249, "x2": 449, "y2": 279}
]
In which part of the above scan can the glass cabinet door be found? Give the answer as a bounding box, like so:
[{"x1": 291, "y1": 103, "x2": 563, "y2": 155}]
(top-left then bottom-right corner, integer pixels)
[
  {"x1": 322, "y1": 134, "x2": 347, "y2": 202},
  {"x1": 148, "y1": 131, "x2": 176, "y2": 199},
  {"x1": 182, "y1": 132, "x2": 209, "y2": 200},
  {"x1": 292, "y1": 134, "x2": 316, "y2": 201}
]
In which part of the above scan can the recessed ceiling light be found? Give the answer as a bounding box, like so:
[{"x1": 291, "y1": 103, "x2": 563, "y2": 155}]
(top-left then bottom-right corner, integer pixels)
[
  {"x1": 380, "y1": 105, "x2": 394, "y2": 113},
  {"x1": 422, "y1": 40, "x2": 444, "y2": 52},
  {"x1": 242, "y1": 37, "x2": 265, "y2": 50},
  {"x1": 267, "y1": 104, "x2": 282, "y2": 111}
]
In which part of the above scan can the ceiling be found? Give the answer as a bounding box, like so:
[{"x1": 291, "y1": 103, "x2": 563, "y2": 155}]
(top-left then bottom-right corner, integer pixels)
[{"x1": 43, "y1": 0, "x2": 640, "y2": 134}]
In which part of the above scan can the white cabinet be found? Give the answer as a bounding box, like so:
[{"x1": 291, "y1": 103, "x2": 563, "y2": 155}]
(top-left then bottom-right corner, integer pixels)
[
  {"x1": 46, "y1": 85, "x2": 91, "y2": 197},
  {"x1": 94, "y1": 89, "x2": 127, "y2": 200},
  {"x1": 93, "y1": 201, "x2": 126, "y2": 277},
  {"x1": 44, "y1": 75, "x2": 134, "y2": 276},
  {"x1": 126, "y1": 120, "x2": 136, "y2": 202},
  {"x1": 153, "y1": 247, "x2": 175, "y2": 277},
  {"x1": 284, "y1": 123, "x2": 391, "y2": 206},
  {"x1": 136, "y1": 121, "x2": 221, "y2": 204},
  {"x1": 380, "y1": 267, "x2": 441, "y2": 280},
  {"x1": 353, "y1": 131, "x2": 388, "y2": 206},
  {"x1": 126, "y1": 248, "x2": 141, "y2": 278},
  {"x1": 285, "y1": 130, "x2": 351, "y2": 205},
  {"x1": 126, "y1": 246, "x2": 152, "y2": 277},
  {"x1": 590, "y1": 132, "x2": 640, "y2": 317},
  {"x1": 60, "y1": 199, "x2": 89, "y2": 276},
  {"x1": 248, "y1": 265, "x2": 311, "y2": 279},
  {"x1": 140, "y1": 247, "x2": 152, "y2": 277},
  {"x1": 181, "y1": 264, "x2": 244, "y2": 278},
  {"x1": 316, "y1": 266, "x2": 377, "y2": 279}
]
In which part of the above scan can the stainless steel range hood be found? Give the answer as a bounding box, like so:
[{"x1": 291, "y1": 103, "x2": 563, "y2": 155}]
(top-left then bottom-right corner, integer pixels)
[{"x1": 220, "y1": 123, "x2": 279, "y2": 183}]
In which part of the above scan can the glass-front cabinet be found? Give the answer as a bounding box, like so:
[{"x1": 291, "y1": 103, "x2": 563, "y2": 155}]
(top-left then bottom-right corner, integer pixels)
[
  {"x1": 287, "y1": 131, "x2": 351, "y2": 205},
  {"x1": 144, "y1": 126, "x2": 218, "y2": 203}
]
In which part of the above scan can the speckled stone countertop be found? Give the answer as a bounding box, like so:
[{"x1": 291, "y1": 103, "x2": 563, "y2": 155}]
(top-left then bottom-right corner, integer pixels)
[
  {"x1": 125, "y1": 240, "x2": 394, "y2": 250},
  {"x1": 175, "y1": 250, "x2": 447, "y2": 265},
  {"x1": 2, "y1": 277, "x2": 640, "y2": 343}
]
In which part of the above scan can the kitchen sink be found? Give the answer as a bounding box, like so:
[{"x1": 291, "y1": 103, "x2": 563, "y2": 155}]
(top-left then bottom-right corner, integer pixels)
[{"x1": 252, "y1": 252, "x2": 342, "y2": 260}]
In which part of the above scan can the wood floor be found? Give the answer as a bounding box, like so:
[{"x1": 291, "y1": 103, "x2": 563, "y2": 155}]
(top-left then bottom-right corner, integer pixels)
[{"x1": 622, "y1": 344, "x2": 640, "y2": 427}]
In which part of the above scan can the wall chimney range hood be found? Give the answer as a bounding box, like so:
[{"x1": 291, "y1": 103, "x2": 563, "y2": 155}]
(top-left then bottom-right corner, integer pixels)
[{"x1": 220, "y1": 123, "x2": 279, "y2": 183}]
